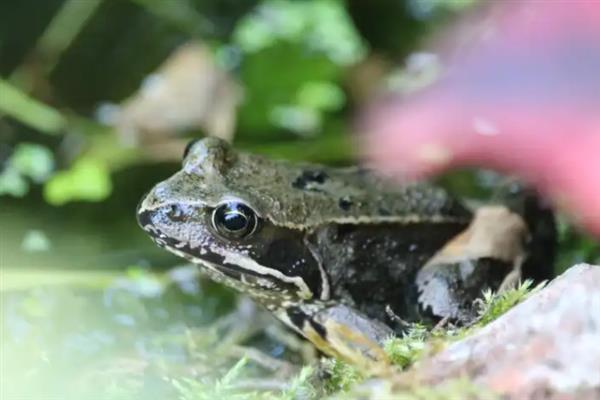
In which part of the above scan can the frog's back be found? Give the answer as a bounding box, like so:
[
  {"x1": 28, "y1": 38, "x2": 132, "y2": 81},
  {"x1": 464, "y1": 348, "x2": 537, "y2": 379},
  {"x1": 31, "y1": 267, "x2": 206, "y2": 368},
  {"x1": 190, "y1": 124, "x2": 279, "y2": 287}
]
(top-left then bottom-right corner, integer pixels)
[
  {"x1": 227, "y1": 150, "x2": 472, "y2": 230},
  {"x1": 179, "y1": 137, "x2": 471, "y2": 229}
]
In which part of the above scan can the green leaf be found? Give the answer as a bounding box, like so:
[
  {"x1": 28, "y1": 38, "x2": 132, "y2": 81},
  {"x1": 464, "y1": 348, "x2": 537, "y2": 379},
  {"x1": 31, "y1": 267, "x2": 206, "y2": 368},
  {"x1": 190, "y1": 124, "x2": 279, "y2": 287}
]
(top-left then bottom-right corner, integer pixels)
[
  {"x1": 44, "y1": 159, "x2": 112, "y2": 205},
  {"x1": 234, "y1": 0, "x2": 366, "y2": 65},
  {"x1": 297, "y1": 81, "x2": 345, "y2": 111}
]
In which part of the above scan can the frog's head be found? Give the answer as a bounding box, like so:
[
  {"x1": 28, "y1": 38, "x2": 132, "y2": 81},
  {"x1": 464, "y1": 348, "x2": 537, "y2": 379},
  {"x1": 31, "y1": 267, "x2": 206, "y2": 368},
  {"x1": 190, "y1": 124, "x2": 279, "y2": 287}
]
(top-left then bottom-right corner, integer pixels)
[{"x1": 137, "y1": 137, "x2": 329, "y2": 306}]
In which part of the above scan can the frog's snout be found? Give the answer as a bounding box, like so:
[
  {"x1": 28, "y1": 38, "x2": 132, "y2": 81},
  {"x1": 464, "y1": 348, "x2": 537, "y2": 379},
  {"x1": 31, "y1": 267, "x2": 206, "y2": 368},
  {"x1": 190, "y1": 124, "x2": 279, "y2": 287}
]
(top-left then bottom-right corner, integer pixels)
[
  {"x1": 136, "y1": 207, "x2": 153, "y2": 230},
  {"x1": 136, "y1": 185, "x2": 199, "y2": 243},
  {"x1": 136, "y1": 182, "x2": 179, "y2": 232},
  {"x1": 136, "y1": 186, "x2": 161, "y2": 230},
  {"x1": 138, "y1": 181, "x2": 171, "y2": 212}
]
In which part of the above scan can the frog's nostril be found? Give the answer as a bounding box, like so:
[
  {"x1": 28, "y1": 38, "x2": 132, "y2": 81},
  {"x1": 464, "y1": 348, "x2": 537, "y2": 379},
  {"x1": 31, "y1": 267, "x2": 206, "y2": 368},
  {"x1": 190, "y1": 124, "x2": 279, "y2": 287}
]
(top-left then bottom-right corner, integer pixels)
[{"x1": 166, "y1": 204, "x2": 189, "y2": 222}]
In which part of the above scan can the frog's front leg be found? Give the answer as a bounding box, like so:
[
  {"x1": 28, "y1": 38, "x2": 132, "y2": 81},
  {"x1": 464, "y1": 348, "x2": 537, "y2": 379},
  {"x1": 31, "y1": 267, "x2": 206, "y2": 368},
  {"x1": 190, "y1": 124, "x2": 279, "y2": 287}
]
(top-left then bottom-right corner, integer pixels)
[
  {"x1": 275, "y1": 301, "x2": 394, "y2": 371},
  {"x1": 416, "y1": 205, "x2": 529, "y2": 323}
]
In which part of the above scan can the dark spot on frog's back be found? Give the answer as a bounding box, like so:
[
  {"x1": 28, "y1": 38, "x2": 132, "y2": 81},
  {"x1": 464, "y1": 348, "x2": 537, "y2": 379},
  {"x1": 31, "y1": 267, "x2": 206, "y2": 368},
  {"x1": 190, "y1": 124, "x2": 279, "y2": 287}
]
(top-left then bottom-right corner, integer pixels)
[
  {"x1": 338, "y1": 196, "x2": 352, "y2": 211},
  {"x1": 292, "y1": 170, "x2": 328, "y2": 191}
]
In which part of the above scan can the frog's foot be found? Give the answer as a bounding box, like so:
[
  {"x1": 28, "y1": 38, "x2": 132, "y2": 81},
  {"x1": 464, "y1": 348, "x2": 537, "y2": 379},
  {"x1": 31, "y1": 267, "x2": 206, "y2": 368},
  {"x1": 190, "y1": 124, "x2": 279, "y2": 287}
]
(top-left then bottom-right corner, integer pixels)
[
  {"x1": 276, "y1": 302, "x2": 394, "y2": 373},
  {"x1": 416, "y1": 205, "x2": 528, "y2": 324}
]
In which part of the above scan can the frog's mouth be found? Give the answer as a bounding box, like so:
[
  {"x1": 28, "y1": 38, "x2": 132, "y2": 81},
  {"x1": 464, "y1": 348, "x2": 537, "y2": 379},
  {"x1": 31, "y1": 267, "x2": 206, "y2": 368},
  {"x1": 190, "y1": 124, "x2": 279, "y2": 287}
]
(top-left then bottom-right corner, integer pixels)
[
  {"x1": 175, "y1": 244, "x2": 307, "y2": 297},
  {"x1": 137, "y1": 209, "x2": 171, "y2": 247},
  {"x1": 165, "y1": 243, "x2": 303, "y2": 304},
  {"x1": 137, "y1": 207, "x2": 314, "y2": 301},
  {"x1": 138, "y1": 209, "x2": 296, "y2": 292}
]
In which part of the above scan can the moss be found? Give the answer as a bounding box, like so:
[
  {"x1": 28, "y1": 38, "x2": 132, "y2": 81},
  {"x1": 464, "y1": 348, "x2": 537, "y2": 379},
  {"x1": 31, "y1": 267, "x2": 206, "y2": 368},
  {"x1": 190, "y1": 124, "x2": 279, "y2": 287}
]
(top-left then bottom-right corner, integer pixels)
[
  {"x1": 319, "y1": 281, "x2": 545, "y2": 397},
  {"x1": 475, "y1": 280, "x2": 545, "y2": 326},
  {"x1": 321, "y1": 358, "x2": 362, "y2": 394},
  {"x1": 383, "y1": 324, "x2": 428, "y2": 369},
  {"x1": 279, "y1": 366, "x2": 317, "y2": 400}
]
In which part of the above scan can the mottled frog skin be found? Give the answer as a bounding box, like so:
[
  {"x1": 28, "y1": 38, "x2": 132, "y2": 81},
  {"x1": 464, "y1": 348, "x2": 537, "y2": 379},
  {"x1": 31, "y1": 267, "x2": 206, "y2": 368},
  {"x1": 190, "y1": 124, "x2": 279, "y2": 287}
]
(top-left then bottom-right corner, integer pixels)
[{"x1": 137, "y1": 138, "x2": 552, "y2": 367}]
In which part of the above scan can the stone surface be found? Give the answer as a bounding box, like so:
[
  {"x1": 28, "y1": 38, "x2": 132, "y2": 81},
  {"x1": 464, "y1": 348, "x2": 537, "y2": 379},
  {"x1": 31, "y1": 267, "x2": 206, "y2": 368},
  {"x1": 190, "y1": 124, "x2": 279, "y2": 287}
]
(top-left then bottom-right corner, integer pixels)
[{"x1": 413, "y1": 264, "x2": 600, "y2": 399}]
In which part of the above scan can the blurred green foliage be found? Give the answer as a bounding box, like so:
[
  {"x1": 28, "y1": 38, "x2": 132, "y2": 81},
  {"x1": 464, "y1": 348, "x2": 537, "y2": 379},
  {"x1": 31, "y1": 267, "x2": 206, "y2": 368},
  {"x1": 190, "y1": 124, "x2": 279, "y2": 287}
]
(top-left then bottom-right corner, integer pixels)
[
  {"x1": 232, "y1": 0, "x2": 365, "y2": 142},
  {"x1": 0, "y1": 142, "x2": 54, "y2": 196},
  {"x1": 44, "y1": 158, "x2": 112, "y2": 205}
]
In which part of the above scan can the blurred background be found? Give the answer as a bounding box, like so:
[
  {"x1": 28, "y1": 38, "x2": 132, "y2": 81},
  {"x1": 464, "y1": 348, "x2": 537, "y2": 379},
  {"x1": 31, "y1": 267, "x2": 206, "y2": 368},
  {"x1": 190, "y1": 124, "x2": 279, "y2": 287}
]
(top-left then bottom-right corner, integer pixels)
[{"x1": 1, "y1": 1, "x2": 599, "y2": 399}]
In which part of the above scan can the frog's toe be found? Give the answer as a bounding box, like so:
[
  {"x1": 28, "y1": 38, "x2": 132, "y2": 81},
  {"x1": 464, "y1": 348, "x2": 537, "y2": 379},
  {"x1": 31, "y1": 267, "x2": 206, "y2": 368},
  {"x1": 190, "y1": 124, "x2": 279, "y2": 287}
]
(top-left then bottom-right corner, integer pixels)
[
  {"x1": 416, "y1": 258, "x2": 512, "y2": 324},
  {"x1": 282, "y1": 303, "x2": 393, "y2": 372},
  {"x1": 314, "y1": 304, "x2": 393, "y2": 371}
]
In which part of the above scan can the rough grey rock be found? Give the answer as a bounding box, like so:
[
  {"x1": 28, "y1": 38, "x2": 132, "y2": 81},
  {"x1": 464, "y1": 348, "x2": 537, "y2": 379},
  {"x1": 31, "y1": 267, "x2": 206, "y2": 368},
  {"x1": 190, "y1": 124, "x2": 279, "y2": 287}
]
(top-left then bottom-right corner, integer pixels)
[{"x1": 414, "y1": 263, "x2": 600, "y2": 399}]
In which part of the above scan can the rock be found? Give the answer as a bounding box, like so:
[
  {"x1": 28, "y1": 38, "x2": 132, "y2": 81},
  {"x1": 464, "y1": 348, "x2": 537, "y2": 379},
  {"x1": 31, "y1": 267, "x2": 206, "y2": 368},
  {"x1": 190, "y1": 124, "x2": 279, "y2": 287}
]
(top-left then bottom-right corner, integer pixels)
[{"x1": 411, "y1": 264, "x2": 600, "y2": 399}]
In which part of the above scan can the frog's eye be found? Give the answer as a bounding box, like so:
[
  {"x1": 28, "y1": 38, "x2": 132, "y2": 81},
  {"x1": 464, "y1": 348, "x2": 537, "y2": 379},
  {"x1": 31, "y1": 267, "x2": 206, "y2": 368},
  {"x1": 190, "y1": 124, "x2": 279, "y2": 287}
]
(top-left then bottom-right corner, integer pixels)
[
  {"x1": 183, "y1": 139, "x2": 201, "y2": 160},
  {"x1": 212, "y1": 201, "x2": 258, "y2": 239}
]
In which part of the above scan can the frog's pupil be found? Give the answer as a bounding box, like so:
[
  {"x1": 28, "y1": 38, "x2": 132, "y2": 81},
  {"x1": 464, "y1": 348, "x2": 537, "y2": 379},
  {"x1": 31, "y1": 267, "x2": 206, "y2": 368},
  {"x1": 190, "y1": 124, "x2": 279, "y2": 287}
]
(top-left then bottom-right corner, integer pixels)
[
  {"x1": 212, "y1": 201, "x2": 257, "y2": 239},
  {"x1": 223, "y1": 211, "x2": 247, "y2": 231}
]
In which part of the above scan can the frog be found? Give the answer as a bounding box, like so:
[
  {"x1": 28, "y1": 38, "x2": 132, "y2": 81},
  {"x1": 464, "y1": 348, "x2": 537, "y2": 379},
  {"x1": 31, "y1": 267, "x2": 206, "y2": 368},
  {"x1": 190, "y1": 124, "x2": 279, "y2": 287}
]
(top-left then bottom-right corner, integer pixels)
[{"x1": 137, "y1": 137, "x2": 554, "y2": 369}]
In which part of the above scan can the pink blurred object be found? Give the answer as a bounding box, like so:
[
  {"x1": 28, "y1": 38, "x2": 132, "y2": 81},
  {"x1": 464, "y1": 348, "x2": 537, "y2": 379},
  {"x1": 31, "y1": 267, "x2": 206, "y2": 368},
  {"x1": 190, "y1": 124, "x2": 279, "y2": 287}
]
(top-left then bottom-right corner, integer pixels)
[{"x1": 364, "y1": 1, "x2": 600, "y2": 236}]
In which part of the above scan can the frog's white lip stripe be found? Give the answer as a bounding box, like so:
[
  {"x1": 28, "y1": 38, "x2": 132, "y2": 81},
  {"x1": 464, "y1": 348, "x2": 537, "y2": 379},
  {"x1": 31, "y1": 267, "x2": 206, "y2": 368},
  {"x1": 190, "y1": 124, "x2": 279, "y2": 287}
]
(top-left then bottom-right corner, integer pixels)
[
  {"x1": 154, "y1": 236, "x2": 314, "y2": 300},
  {"x1": 215, "y1": 248, "x2": 313, "y2": 300},
  {"x1": 164, "y1": 245, "x2": 281, "y2": 297},
  {"x1": 140, "y1": 220, "x2": 313, "y2": 299}
]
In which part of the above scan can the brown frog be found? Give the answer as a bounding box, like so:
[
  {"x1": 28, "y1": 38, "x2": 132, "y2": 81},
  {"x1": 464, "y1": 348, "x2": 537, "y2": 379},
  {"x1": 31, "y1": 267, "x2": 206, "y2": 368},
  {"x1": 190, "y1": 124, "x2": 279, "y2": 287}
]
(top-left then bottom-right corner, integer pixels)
[{"x1": 137, "y1": 138, "x2": 554, "y2": 368}]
